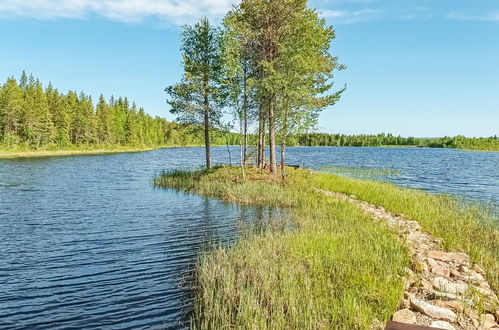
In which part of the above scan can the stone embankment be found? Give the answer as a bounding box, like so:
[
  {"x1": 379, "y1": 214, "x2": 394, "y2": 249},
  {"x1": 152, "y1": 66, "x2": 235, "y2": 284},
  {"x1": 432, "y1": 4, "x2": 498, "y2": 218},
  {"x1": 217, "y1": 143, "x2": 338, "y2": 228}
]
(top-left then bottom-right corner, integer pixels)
[{"x1": 318, "y1": 189, "x2": 499, "y2": 330}]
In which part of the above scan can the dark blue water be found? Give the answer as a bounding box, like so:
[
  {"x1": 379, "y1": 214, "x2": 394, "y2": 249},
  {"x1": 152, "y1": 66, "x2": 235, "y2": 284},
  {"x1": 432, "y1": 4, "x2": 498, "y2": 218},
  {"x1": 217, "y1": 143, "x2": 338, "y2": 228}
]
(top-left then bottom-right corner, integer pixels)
[
  {"x1": 284, "y1": 147, "x2": 499, "y2": 206},
  {"x1": 0, "y1": 147, "x2": 497, "y2": 329}
]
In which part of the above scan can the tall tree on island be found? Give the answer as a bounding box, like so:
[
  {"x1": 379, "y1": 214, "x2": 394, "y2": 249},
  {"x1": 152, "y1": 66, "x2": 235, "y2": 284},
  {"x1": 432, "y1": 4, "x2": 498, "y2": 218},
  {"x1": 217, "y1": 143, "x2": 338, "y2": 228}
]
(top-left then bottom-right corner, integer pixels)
[
  {"x1": 166, "y1": 18, "x2": 224, "y2": 169},
  {"x1": 221, "y1": 12, "x2": 258, "y2": 178},
  {"x1": 275, "y1": 6, "x2": 346, "y2": 179},
  {"x1": 225, "y1": 0, "x2": 344, "y2": 175}
]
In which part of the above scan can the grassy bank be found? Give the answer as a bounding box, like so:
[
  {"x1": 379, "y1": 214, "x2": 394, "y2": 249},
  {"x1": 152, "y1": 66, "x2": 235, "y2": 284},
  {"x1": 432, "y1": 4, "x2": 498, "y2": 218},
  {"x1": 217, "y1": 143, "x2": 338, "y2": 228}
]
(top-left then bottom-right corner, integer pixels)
[
  {"x1": 311, "y1": 172, "x2": 499, "y2": 293},
  {"x1": 156, "y1": 167, "x2": 410, "y2": 328},
  {"x1": 0, "y1": 144, "x2": 208, "y2": 159},
  {"x1": 155, "y1": 166, "x2": 498, "y2": 329}
]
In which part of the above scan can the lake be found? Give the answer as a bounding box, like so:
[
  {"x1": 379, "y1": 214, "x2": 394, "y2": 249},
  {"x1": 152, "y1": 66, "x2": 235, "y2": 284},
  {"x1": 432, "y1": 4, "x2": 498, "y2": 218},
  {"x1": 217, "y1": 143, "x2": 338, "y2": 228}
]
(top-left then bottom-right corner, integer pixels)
[{"x1": 1, "y1": 147, "x2": 498, "y2": 329}]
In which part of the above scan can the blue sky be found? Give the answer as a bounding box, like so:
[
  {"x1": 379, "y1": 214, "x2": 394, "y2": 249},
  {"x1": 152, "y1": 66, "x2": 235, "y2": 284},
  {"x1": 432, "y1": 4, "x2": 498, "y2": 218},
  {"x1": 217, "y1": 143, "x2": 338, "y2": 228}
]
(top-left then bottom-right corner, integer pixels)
[{"x1": 0, "y1": 0, "x2": 498, "y2": 137}]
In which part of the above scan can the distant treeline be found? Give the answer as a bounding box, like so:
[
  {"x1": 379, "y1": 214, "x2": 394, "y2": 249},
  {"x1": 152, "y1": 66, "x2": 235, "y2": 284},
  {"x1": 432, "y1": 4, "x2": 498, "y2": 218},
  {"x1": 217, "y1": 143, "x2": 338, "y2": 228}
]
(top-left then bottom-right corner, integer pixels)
[
  {"x1": 293, "y1": 133, "x2": 499, "y2": 151},
  {"x1": 1, "y1": 73, "x2": 496, "y2": 152},
  {"x1": 0, "y1": 72, "x2": 240, "y2": 150}
]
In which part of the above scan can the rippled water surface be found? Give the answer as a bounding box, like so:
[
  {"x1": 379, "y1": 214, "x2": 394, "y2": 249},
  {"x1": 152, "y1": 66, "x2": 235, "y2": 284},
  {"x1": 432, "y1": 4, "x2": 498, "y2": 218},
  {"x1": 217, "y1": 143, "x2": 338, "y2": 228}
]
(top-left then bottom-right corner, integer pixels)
[{"x1": 1, "y1": 146, "x2": 498, "y2": 329}]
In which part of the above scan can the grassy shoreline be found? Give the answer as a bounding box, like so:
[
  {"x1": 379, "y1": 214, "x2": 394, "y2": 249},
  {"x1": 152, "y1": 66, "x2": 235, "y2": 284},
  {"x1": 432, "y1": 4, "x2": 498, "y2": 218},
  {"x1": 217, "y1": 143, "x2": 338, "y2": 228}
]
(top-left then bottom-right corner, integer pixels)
[
  {"x1": 154, "y1": 166, "x2": 498, "y2": 329},
  {"x1": 0, "y1": 145, "x2": 209, "y2": 159}
]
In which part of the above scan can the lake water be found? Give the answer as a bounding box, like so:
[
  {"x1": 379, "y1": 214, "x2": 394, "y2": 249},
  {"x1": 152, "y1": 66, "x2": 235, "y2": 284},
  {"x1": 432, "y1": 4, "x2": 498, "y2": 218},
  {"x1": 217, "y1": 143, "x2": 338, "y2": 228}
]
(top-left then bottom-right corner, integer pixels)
[{"x1": 1, "y1": 147, "x2": 498, "y2": 329}]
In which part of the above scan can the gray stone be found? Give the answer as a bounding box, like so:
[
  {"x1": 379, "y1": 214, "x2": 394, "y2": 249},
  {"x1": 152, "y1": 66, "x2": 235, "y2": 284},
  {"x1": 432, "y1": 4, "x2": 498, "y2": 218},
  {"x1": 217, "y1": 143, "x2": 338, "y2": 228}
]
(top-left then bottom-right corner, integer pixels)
[
  {"x1": 410, "y1": 298, "x2": 456, "y2": 322},
  {"x1": 428, "y1": 251, "x2": 469, "y2": 264},
  {"x1": 433, "y1": 277, "x2": 468, "y2": 295},
  {"x1": 429, "y1": 321, "x2": 456, "y2": 330},
  {"x1": 392, "y1": 309, "x2": 417, "y2": 324},
  {"x1": 480, "y1": 314, "x2": 498, "y2": 328}
]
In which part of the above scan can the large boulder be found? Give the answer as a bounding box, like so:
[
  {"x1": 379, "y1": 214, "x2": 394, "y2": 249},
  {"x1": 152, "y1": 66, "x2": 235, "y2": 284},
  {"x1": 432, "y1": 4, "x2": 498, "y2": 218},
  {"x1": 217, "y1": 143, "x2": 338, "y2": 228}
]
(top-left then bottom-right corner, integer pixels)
[{"x1": 410, "y1": 298, "x2": 456, "y2": 322}]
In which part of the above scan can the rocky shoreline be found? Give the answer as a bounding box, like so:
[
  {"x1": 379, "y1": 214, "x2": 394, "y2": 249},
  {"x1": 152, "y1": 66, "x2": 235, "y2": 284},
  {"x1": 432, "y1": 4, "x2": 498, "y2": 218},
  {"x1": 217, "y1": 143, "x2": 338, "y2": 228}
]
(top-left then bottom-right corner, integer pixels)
[{"x1": 318, "y1": 189, "x2": 499, "y2": 329}]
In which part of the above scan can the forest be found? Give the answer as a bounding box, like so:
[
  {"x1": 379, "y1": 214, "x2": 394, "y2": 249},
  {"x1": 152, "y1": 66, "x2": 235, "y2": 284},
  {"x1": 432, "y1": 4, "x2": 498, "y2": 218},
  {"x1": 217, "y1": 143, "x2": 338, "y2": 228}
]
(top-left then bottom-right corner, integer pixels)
[
  {"x1": 1, "y1": 73, "x2": 497, "y2": 153},
  {"x1": 294, "y1": 133, "x2": 499, "y2": 151},
  {"x1": 0, "y1": 72, "x2": 241, "y2": 150}
]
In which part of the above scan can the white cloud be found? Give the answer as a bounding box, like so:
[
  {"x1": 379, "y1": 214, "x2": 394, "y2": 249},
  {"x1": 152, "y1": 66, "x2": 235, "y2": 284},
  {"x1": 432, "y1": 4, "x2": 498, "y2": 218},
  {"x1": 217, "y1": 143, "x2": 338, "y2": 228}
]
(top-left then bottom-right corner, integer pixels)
[
  {"x1": 446, "y1": 11, "x2": 499, "y2": 22},
  {"x1": 319, "y1": 8, "x2": 380, "y2": 23},
  {"x1": 0, "y1": 0, "x2": 238, "y2": 24}
]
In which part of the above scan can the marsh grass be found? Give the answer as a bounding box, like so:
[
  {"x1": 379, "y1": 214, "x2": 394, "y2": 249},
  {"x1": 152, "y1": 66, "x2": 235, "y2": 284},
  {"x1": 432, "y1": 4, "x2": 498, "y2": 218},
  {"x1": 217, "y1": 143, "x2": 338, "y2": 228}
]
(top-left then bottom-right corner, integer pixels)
[
  {"x1": 318, "y1": 166, "x2": 401, "y2": 180},
  {"x1": 154, "y1": 166, "x2": 498, "y2": 329},
  {"x1": 0, "y1": 145, "x2": 172, "y2": 159},
  {"x1": 155, "y1": 166, "x2": 409, "y2": 329}
]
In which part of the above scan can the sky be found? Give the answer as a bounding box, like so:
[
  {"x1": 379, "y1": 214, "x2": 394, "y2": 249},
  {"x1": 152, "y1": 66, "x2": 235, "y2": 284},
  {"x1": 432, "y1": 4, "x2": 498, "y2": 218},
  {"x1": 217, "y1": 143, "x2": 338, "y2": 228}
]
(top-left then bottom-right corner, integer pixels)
[{"x1": 0, "y1": 0, "x2": 498, "y2": 137}]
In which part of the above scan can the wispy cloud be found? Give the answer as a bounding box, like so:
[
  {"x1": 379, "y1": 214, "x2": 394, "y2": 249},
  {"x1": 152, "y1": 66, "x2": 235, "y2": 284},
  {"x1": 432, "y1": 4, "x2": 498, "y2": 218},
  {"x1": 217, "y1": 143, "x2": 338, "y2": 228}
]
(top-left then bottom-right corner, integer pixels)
[
  {"x1": 446, "y1": 11, "x2": 499, "y2": 22},
  {"x1": 1, "y1": 0, "x2": 498, "y2": 25},
  {"x1": 0, "y1": 0, "x2": 238, "y2": 24},
  {"x1": 320, "y1": 8, "x2": 380, "y2": 23}
]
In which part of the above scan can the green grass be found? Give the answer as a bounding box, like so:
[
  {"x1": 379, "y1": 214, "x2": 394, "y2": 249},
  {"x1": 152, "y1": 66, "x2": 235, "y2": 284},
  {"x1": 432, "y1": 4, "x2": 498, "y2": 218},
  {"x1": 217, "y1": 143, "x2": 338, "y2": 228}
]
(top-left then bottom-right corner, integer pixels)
[
  {"x1": 0, "y1": 144, "x2": 201, "y2": 159},
  {"x1": 155, "y1": 167, "x2": 409, "y2": 329},
  {"x1": 318, "y1": 166, "x2": 401, "y2": 180},
  {"x1": 311, "y1": 172, "x2": 499, "y2": 293},
  {"x1": 154, "y1": 166, "x2": 498, "y2": 329}
]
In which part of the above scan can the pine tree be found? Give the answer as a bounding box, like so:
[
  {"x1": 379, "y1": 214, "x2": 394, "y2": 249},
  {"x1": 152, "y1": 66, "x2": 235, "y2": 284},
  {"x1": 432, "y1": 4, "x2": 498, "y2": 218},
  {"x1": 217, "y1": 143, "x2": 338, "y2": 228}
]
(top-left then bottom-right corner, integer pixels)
[{"x1": 166, "y1": 18, "x2": 224, "y2": 169}]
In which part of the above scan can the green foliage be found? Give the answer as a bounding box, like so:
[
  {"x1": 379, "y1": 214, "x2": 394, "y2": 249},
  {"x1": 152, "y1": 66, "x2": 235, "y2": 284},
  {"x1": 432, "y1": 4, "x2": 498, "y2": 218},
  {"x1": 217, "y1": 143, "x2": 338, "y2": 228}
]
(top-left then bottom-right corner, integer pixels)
[
  {"x1": 0, "y1": 72, "x2": 236, "y2": 151},
  {"x1": 166, "y1": 18, "x2": 224, "y2": 127},
  {"x1": 295, "y1": 133, "x2": 499, "y2": 151},
  {"x1": 166, "y1": 18, "x2": 225, "y2": 168}
]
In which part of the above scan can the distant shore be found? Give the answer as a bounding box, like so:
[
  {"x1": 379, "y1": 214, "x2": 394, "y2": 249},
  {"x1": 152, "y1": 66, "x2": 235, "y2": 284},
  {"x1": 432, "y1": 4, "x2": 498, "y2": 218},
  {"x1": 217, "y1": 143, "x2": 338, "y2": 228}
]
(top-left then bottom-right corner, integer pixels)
[
  {"x1": 1, "y1": 143, "x2": 497, "y2": 160},
  {"x1": 0, "y1": 145, "x2": 206, "y2": 159}
]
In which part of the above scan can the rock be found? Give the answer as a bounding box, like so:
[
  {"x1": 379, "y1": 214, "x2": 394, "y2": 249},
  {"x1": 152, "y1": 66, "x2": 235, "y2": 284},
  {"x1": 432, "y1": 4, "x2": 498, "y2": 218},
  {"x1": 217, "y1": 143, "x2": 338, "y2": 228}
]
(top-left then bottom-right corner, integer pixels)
[
  {"x1": 433, "y1": 277, "x2": 468, "y2": 295},
  {"x1": 399, "y1": 299, "x2": 411, "y2": 309},
  {"x1": 404, "y1": 292, "x2": 414, "y2": 300},
  {"x1": 427, "y1": 258, "x2": 451, "y2": 277},
  {"x1": 410, "y1": 298, "x2": 456, "y2": 322},
  {"x1": 450, "y1": 269, "x2": 461, "y2": 278},
  {"x1": 433, "y1": 291, "x2": 459, "y2": 300},
  {"x1": 392, "y1": 309, "x2": 417, "y2": 324},
  {"x1": 430, "y1": 321, "x2": 456, "y2": 329},
  {"x1": 480, "y1": 313, "x2": 498, "y2": 328},
  {"x1": 473, "y1": 264, "x2": 486, "y2": 275},
  {"x1": 402, "y1": 278, "x2": 412, "y2": 290},
  {"x1": 474, "y1": 286, "x2": 498, "y2": 299},
  {"x1": 434, "y1": 300, "x2": 465, "y2": 312},
  {"x1": 465, "y1": 272, "x2": 485, "y2": 283},
  {"x1": 495, "y1": 310, "x2": 499, "y2": 322},
  {"x1": 421, "y1": 278, "x2": 433, "y2": 291},
  {"x1": 428, "y1": 251, "x2": 469, "y2": 264},
  {"x1": 460, "y1": 265, "x2": 471, "y2": 273},
  {"x1": 406, "y1": 220, "x2": 421, "y2": 230},
  {"x1": 432, "y1": 264, "x2": 451, "y2": 277},
  {"x1": 413, "y1": 257, "x2": 429, "y2": 273}
]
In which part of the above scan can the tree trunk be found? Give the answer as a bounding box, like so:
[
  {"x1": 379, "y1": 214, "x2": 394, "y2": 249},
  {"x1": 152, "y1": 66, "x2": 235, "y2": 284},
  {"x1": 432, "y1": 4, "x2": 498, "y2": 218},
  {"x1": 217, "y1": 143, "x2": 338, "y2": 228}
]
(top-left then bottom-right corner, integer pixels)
[
  {"x1": 203, "y1": 87, "x2": 211, "y2": 169},
  {"x1": 239, "y1": 113, "x2": 246, "y2": 180},
  {"x1": 257, "y1": 103, "x2": 265, "y2": 169},
  {"x1": 242, "y1": 72, "x2": 248, "y2": 166},
  {"x1": 268, "y1": 98, "x2": 277, "y2": 174},
  {"x1": 281, "y1": 142, "x2": 286, "y2": 181}
]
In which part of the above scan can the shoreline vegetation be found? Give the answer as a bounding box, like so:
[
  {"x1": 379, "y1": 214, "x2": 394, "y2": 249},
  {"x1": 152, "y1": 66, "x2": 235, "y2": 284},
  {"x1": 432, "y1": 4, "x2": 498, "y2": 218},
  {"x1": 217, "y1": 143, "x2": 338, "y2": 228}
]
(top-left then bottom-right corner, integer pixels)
[
  {"x1": 2, "y1": 141, "x2": 497, "y2": 159},
  {"x1": 154, "y1": 166, "x2": 498, "y2": 328},
  {"x1": 1, "y1": 72, "x2": 497, "y2": 158},
  {"x1": 0, "y1": 145, "x2": 170, "y2": 159}
]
